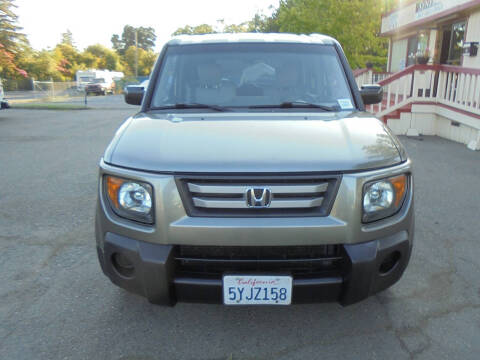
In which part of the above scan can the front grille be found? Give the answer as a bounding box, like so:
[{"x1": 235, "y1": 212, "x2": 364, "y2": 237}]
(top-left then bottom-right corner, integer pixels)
[
  {"x1": 176, "y1": 175, "x2": 341, "y2": 217},
  {"x1": 174, "y1": 245, "x2": 345, "y2": 278}
]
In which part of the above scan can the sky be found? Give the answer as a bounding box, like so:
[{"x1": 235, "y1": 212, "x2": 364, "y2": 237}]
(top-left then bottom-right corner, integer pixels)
[{"x1": 15, "y1": 0, "x2": 280, "y2": 51}]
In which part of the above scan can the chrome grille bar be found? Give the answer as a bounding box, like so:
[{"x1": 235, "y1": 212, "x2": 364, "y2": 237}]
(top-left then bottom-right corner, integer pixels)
[
  {"x1": 192, "y1": 196, "x2": 324, "y2": 209},
  {"x1": 188, "y1": 183, "x2": 328, "y2": 194},
  {"x1": 269, "y1": 197, "x2": 324, "y2": 208},
  {"x1": 192, "y1": 198, "x2": 245, "y2": 209}
]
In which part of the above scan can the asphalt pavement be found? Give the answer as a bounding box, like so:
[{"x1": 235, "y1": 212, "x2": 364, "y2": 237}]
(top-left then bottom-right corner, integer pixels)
[{"x1": 0, "y1": 99, "x2": 479, "y2": 360}]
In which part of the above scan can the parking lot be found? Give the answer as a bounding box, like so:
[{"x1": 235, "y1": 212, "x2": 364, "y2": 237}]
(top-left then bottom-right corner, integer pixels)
[{"x1": 0, "y1": 96, "x2": 479, "y2": 360}]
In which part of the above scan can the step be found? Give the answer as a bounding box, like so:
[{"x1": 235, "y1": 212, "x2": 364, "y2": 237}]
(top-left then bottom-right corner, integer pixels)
[{"x1": 379, "y1": 104, "x2": 412, "y2": 123}]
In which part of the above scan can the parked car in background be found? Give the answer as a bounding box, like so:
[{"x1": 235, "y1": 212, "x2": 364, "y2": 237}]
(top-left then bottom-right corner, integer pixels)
[
  {"x1": 85, "y1": 78, "x2": 115, "y2": 96},
  {"x1": 97, "y1": 33, "x2": 414, "y2": 307},
  {"x1": 0, "y1": 79, "x2": 9, "y2": 109},
  {"x1": 76, "y1": 69, "x2": 124, "y2": 91}
]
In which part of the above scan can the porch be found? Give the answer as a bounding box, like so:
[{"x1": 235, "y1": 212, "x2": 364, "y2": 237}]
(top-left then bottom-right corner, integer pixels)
[{"x1": 355, "y1": 65, "x2": 480, "y2": 151}]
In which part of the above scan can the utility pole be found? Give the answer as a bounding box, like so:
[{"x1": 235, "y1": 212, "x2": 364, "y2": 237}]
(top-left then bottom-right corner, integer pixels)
[{"x1": 135, "y1": 29, "x2": 138, "y2": 78}]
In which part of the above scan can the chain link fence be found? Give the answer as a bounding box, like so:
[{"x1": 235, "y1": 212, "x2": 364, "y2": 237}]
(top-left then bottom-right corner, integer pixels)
[
  {"x1": 2, "y1": 78, "x2": 34, "y2": 91},
  {"x1": 2, "y1": 77, "x2": 147, "y2": 109},
  {"x1": 32, "y1": 80, "x2": 81, "y2": 98},
  {"x1": 3, "y1": 79, "x2": 85, "y2": 106}
]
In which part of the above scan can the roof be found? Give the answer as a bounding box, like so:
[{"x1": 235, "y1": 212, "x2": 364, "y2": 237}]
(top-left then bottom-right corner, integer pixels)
[{"x1": 167, "y1": 33, "x2": 338, "y2": 46}]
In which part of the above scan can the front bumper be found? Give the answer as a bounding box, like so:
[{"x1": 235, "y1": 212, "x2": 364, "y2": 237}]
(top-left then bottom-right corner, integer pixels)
[
  {"x1": 96, "y1": 225, "x2": 413, "y2": 306},
  {"x1": 96, "y1": 159, "x2": 414, "y2": 305}
]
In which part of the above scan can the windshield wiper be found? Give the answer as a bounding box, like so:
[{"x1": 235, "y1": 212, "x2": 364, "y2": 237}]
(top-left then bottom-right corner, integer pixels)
[
  {"x1": 151, "y1": 103, "x2": 230, "y2": 112},
  {"x1": 249, "y1": 101, "x2": 339, "y2": 112}
]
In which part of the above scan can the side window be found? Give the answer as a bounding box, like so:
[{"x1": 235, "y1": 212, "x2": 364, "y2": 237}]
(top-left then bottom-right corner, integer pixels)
[{"x1": 152, "y1": 55, "x2": 178, "y2": 105}]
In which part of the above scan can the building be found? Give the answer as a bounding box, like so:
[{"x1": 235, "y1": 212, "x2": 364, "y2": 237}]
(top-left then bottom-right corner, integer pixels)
[
  {"x1": 357, "y1": 0, "x2": 480, "y2": 150},
  {"x1": 383, "y1": 0, "x2": 480, "y2": 72}
]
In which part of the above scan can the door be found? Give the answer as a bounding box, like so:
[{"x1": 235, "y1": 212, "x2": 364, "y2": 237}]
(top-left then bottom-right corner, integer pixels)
[
  {"x1": 439, "y1": 29, "x2": 451, "y2": 64},
  {"x1": 448, "y1": 21, "x2": 466, "y2": 65},
  {"x1": 439, "y1": 21, "x2": 466, "y2": 65}
]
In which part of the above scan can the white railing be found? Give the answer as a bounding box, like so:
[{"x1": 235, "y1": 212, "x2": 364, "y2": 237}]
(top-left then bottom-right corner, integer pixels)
[
  {"x1": 372, "y1": 72, "x2": 391, "y2": 83},
  {"x1": 436, "y1": 67, "x2": 480, "y2": 115},
  {"x1": 353, "y1": 69, "x2": 391, "y2": 88},
  {"x1": 353, "y1": 69, "x2": 371, "y2": 88},
  {"x1": 366, "y1": 64, "x2": 480, "y2": 118}
]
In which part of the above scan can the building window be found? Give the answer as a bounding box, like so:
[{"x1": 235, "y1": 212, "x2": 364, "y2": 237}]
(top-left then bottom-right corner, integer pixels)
[
  {"x1": 406, "y1": 32, "x2": 429, "y2": 67},
  {"x1": 406, "y1": 36, "x2": 418, "y2": 67},
  {"x1": 440, "y1": 21, "x2": 466, "y2": 65},
  {"x1": 448, "y1": 21, "x2": 466, "y2": 65}
]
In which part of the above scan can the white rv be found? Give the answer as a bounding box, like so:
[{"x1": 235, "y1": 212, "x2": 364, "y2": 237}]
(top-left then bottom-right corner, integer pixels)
[{"x1": 76, "y1": 70, "x2": 124, "y2": 91}]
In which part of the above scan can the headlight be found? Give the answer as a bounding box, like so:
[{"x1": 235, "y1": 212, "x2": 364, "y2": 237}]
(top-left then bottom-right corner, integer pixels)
[
  {"x1": 362, "y1": 174, "x2": 407, "y2": 223},
  {"x1": 104, "y1": 175, "x2": 154, "y2": 224}
]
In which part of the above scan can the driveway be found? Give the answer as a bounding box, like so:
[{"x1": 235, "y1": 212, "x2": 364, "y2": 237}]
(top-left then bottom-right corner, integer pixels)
[{"x1": 0, "y1": 105, "x2": 479, "y2": 359}]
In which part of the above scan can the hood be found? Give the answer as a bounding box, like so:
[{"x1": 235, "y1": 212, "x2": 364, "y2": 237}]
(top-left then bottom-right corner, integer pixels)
[{"x1": 104, "y1": 112, "x2": 403, "y2": 173}]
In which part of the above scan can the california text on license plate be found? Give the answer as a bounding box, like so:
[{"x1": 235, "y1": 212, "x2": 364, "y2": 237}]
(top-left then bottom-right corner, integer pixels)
[{"x1": 223, "y1": 275, "x2": 293, "y2": 305}]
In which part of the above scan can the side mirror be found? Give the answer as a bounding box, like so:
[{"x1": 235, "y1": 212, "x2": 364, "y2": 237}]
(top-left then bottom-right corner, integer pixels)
[
  {"x1": 360, "y1": 84, "x2": 383, "y2": 105},
  {"x1": 124, "y1": 85, "x2": 144, "y2": 105}
]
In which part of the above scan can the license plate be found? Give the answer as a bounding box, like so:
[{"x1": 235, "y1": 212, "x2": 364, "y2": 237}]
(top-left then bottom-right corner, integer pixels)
[{"x1": 223, "y1": 275, "x2": 292, "y2": 305}]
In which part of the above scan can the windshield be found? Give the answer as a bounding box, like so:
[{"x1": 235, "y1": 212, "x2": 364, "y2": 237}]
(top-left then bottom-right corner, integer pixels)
[
  {"x1": 92, "y1": 78, "x2": 105, "y2": 83},
  {"x1": 151, "y1": 43, "x2": 355, "y2": 111}
]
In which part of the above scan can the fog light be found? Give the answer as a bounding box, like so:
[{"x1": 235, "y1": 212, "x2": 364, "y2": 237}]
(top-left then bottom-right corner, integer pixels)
[
  {"x1": 379, "y1": 251, "x2": 401, "y2": 275},
  {"x1": 111, "y1": 253, "x2": 135, "y2": 278}
]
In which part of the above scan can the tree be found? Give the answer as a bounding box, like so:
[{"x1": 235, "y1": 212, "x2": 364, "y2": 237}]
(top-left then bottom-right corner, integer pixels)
[
  {"x1": 61, "y1": 29, "x2": 75, "y2": 47},
  {"x1": 123, "y1": 46, "x2": 156, "y2": 76},
  {"x1": 268, "y1": 0, "x2": 389, "y2": 69},
  {"x1": 224, "y1": 23, "x2": 249, "y2": 33},
  {"x1": 384, "y1": 0, "x2": 401, "y2": 12},
  {"x1": 79, "y1": 51, "x2": 96, "y2": 69},
  {"x1": 172, "y1": 24, "x2": 215, "y2": 36},
  {"x1": 111, "y1": 34, "x2": 122, "y2": 52},
  {"x1": 111, "y1": 25, "x2": 156, "y2": 55},
  {"x1": 83, "y1": 44, "x2": 122, "y2": 71},
  {"x1": 0, "y1": 43, "x2": 26, "y2": 77},
  {"x1": 171, "y1": 1, "x2": 390, "y2": 70},
  {"x1": 22, "y1": 50, "x2": 58, "y2": 80},
  {"x1": 53, "y1": 44, "x2": 76, "y2": 79},
  {"x1": 248, "y1": 13, "x2": 279, "y2": 32},
  {"x1": 0, "y1": 0, "x2": 28, "y2": 77},
  {"x1": 139, "y1": 50, "x2": 156, "y2": 74},
  {"x1": 172, "y1": 25, "x2": 194, "y2": 35}
]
